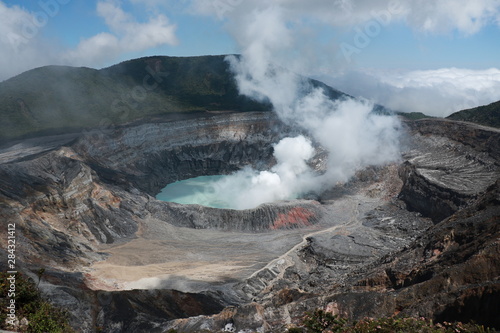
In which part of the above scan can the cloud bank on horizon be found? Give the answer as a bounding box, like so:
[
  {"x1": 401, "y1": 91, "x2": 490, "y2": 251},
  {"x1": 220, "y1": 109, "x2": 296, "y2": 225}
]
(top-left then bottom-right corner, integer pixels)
[
  {"x1": 0, "y1": 0, "x2": 499, "y2": 116},
  {"x1": 323, "y1": 67, "x2": 500, "y2": 117}
]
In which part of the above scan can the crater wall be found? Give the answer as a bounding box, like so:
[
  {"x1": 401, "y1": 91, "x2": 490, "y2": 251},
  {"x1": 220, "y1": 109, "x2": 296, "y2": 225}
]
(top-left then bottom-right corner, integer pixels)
[
  {"x1": 398, "y1": 119, "x2": 500, "y2": 222},
  {"x1": 73, "y1": 112, "x2": 290, "y2": 195},
  {"x1": 2, "y1": 114, "x2": 499, "y2": 332}
]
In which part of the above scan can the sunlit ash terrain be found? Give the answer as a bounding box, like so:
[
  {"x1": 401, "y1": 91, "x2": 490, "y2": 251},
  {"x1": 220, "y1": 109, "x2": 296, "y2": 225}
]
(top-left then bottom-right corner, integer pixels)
[{"x1": 0, "y1": 55, "x2": 499, "y2": 333}]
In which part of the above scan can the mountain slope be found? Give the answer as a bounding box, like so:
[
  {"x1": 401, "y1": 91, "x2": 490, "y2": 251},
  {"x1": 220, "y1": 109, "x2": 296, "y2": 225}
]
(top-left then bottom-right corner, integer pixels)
[
  {"x1": 0, "y1": 55, "x2": 347, "y2": 144},
  {"x1": 447, "y1": 100, "x2": 500, "y2": 128}
]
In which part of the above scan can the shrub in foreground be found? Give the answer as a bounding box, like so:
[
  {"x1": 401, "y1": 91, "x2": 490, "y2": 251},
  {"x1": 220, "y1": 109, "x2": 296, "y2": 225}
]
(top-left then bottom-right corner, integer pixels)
[
  {"x1": 0, "y1": 271, "x2": 74, "y2": 333},
  {"x1": 294, "y1": 309, "x2": 497, "y2": 333}
]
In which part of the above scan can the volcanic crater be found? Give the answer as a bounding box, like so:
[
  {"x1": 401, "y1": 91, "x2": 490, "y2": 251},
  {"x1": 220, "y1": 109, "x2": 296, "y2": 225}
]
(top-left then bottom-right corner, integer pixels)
[{"x1": 0, "y1": 109, "x2": 499, "y2": 332}]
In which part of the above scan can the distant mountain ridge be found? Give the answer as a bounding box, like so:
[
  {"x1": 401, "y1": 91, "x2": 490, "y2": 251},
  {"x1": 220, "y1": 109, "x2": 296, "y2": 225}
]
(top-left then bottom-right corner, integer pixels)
[
  {"x1": 0, "y1": 55, "x2": 347, "y2": 144},
  {"x1": 447, "y1": 100, "x2": 500, "y2": 128}
]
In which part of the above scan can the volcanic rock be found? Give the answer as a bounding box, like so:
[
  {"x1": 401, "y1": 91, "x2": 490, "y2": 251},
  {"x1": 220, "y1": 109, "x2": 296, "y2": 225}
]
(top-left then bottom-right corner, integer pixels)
[{"x1": 0, "y1": 113, "x2": 498, "y2": 332}]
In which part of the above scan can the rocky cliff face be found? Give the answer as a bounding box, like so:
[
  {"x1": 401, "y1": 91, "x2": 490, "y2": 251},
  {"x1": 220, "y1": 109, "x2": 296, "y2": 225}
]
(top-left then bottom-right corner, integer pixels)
[
  {"x1": 72, "y1": 112, "x2": 288, "y2": 195},
  {"x1": 0, "y1": 147, "x2": 138, "y2": 266},
  {"x1": 0, "y1": 113, "x2": 498, "y2": 332},
  {"x1": 398, "y1": 119, "x2": 499, "y2": 222}
]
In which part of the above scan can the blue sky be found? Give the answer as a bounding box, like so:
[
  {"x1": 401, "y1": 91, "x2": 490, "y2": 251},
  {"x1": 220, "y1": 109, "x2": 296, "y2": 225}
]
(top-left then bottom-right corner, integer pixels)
[
  {"x1": 350, "y1": 23, "x2": 500, "y2": 70},
  {"x1": 2, "y1": 0, "x2": 499, "y2": 70},
  {"x1": 1, "y1": 0, "x2": 500, "y2": 116},
  {"x1": 42, "y1": 1, "x2": 236, "y2": 57}
]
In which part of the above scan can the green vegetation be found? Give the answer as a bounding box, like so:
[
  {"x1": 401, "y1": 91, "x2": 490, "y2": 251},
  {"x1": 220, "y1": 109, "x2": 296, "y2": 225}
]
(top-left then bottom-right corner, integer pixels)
[
  {"x1": 0, "y1": 55, "x2": 264, "y2": 143},
  {"x1": 396, "y1": 111, "x2": 432, "y2": 120},
  {"x1": 447, "y1": 100, "x2": 500, "y2": 128},
  {"x1": 370, "y1": 104, "x2": 431, "y2": 120},
  {"x1": 0, "y1": 271, "x2": 74, "y2": 333},
  {"x1": 0, "y1": 55, "x2": 350, "y2": 144},
  {"x1": 288, "y1": 309, "x2": 497, "y2": 333}
]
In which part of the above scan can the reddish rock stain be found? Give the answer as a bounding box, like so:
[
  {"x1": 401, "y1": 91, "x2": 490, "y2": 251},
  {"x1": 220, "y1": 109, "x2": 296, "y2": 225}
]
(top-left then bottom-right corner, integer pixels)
[{"x1": 271, "y1": 207, "x2": 315, "y2": 230}]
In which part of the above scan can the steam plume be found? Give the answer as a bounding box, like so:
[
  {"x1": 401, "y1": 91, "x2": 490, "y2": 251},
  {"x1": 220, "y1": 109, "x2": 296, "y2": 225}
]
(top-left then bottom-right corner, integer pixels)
[
  {"x1": 213, "y1": 135, "x2": 315, "y2": 209},
  {"x1": 208, "y1": 5, "x2": 402, "y2": 209}
]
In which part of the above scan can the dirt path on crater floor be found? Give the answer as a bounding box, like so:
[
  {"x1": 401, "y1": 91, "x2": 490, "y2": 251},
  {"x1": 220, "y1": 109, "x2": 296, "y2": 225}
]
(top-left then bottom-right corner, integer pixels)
[{"x1": 85, "y1": 194, "x2": 381, "y2": 293}]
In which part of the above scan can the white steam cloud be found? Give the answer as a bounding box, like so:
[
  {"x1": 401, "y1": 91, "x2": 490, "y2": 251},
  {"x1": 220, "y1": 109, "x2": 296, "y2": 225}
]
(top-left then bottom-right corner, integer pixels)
[
  {"x1": 205, "y1": 4, "x2": 402, "y2": 209},
  {"x1": 209, "y1": 96, "x2": 401, "y2": 209},
  {"x1": 212, "y1": 136, "x2": 315, "y2": 209}
]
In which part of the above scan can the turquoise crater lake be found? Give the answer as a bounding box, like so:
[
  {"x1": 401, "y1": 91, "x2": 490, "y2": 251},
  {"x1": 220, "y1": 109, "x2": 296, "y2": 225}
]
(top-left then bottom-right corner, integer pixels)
[
  {"x1": 156, "y1": 175, "x2": 233, "y2": 209},
  {"x1": 156, "y1": 171, "x2": 303, "y2": 210}
]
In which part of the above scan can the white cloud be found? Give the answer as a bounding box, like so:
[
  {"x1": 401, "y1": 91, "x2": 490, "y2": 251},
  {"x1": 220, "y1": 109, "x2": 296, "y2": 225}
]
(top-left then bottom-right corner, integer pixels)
[
  {"x1": 0, "y1": 3, "x2": 33, "y2": 50},
  {"x1": 406, "y1": 0, "x2": 500, "y2": 35},
  {"x1": 189, "y1": 0, "x2": 398, "y2": 25},
  {"x1": 63, "y1": 0, "x2": 178, "y2": 67},
  {"x1": 189, "y1": 0, "x2": 500, "y2": 35},
  {"x1": 0, "y1": 2, "x2": 62, "y2": 81},
  {"x1": 328, "y1": 68, "x2": 500, "y2": 117},
  {"x1": 0, "y1": 1, "x2": 178, "y2": 81},
  {"x1": 129, "y1": 0, "x2": 168, "y2": 7}
]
